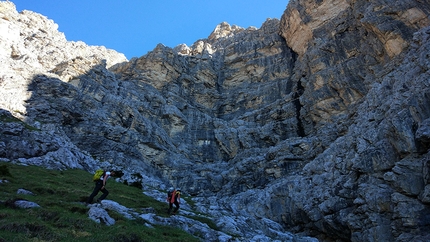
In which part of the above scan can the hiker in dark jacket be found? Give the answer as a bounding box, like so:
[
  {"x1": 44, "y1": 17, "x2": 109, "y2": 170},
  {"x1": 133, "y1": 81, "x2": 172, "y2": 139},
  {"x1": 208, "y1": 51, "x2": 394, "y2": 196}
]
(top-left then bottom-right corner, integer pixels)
[
  {"x1": 87, "y1": 171, "x2": 116, "y2": 204},
  {"x1": 167, "y1": 187, "x2": 181, "y2": 215}
]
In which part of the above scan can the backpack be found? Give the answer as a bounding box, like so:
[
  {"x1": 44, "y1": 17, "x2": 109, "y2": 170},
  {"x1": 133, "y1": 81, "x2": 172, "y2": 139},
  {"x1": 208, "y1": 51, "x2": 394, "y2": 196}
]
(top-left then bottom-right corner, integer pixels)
[{"x1": 92, "y1": 169, "x2": 105, "y2": 182}]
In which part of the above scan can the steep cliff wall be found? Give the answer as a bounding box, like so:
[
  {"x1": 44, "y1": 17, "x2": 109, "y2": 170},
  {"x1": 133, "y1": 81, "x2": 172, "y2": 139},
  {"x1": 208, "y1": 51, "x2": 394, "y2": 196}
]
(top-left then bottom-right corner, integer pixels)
[{"x1": 1, "y1": 0, "x2": 430, "y2": 241}]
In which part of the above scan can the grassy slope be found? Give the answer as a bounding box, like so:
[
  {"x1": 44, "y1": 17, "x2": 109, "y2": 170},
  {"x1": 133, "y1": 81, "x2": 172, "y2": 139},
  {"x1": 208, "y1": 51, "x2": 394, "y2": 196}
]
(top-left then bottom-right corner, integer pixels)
[{"x1": 0, "y1": 163, "x2": 200, "y2": 242}]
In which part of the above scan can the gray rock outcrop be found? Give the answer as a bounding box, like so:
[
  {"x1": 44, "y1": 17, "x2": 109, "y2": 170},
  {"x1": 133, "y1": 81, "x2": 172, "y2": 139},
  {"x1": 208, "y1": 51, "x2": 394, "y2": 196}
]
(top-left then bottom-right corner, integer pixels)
[
  {"x1": 17, "y1": 188, "x2": 35, "y2": 195},
  {"x1": 0, "y1": 0, "x2": 430, "y2": 241},
  {"x1": 14, "y1": 200, "x2": 40, "y2": 209}
]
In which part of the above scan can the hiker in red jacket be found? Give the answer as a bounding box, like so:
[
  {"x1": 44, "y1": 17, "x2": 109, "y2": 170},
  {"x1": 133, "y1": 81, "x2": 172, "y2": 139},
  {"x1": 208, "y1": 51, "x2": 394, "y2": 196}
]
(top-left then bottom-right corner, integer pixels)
[{"x1": 167, "y1": 187, "x2": 181, "y2": 215}]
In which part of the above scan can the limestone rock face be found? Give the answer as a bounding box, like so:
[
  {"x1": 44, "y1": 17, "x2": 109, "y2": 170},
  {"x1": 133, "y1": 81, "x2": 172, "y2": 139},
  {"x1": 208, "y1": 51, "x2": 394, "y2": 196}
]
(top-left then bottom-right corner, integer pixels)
[{"x1": 1, "y1": 0, "x2": 430, "y2": 241}]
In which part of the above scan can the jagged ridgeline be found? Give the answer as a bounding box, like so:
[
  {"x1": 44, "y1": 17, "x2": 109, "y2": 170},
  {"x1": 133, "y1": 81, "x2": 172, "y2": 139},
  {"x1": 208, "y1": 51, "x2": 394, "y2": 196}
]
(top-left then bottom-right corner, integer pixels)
[{"x1": 1, "y1": 0, "x2": 430, "y2": 241}]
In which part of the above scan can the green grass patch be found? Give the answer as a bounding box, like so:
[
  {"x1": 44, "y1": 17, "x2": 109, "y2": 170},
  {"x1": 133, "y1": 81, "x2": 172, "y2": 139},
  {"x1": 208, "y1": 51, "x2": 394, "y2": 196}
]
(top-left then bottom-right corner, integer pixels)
[
  {"x1": 190, "y1": 215, "x2": 220, "y2": 231},
  {"x1": 0, "y1": 163, "x2": 199, "y2": 242},
  {"x1": 0, "y1": 114, "x2": 40, "y2": 131},
  {"x1": 182, "y1": 195, "x2": 196, "y2": 208}
]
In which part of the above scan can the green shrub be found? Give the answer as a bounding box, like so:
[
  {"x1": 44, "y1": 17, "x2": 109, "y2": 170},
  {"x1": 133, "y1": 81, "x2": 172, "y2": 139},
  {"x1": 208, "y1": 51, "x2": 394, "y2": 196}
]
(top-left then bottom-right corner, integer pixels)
[{"x1": 0, "y1": 164, "x2": 11, "y2": 177}]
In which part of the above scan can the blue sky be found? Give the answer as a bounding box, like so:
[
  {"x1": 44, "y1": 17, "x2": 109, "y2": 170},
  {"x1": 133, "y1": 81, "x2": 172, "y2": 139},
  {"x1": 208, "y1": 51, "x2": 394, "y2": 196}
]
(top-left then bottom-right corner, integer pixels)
[{"x1": 12, "y1": 1, "x2": 289, "y2": 59}]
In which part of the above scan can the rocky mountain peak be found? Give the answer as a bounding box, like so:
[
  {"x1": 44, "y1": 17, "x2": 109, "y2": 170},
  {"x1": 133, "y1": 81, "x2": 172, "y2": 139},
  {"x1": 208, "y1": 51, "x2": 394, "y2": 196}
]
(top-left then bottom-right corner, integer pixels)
[
  {"x1": 1, "y1": 0, "x2": 430, "y2": 241},
  {"x1": 208, "y1": 21, "x2": 245, "y2": 41}
]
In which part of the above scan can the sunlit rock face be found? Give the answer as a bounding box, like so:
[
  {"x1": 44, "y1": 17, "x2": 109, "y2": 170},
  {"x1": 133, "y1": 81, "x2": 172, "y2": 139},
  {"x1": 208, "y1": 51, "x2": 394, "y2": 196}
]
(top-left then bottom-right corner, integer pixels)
[{"x1": 1, "y1": 0, "x2": 430, "y2": 241}]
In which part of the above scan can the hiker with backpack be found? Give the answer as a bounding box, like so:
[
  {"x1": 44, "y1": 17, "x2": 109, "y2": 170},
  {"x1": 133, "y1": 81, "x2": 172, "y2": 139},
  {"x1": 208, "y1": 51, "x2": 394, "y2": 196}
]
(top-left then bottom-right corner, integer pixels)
[
  {"x1": 167, "y1": 187, "x2": 181, "y2": 215},
  {"x1": 86, "y1": 170, "x2": 116, "y2": 204}
]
